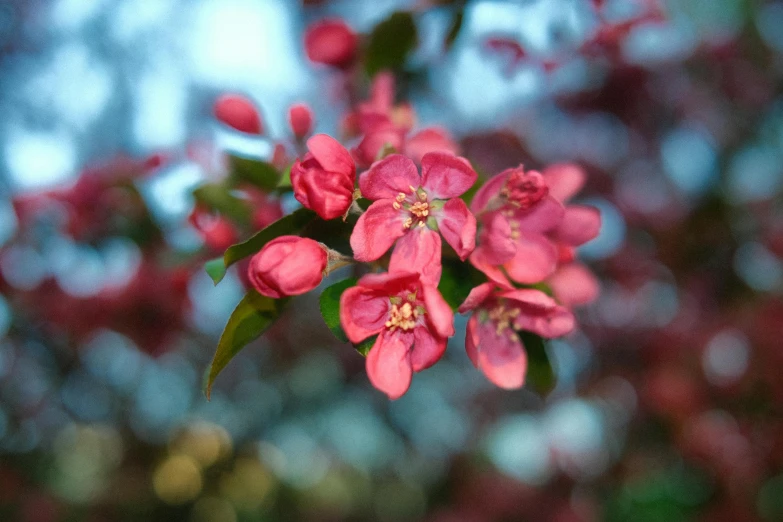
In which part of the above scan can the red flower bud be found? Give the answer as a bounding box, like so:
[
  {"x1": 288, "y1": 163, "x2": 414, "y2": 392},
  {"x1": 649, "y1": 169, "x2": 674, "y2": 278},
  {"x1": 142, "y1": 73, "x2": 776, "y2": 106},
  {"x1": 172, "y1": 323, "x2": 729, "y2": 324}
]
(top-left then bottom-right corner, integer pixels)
[
  {"x1": 288, "y1": 103, "x2": 314, "y2": 139},
  {"x1": 247, "y1": 236, "x2": 327, "y2": 298},
  {"x1": 304, "y1": 19, "x2": 358, "y2": 68},
  {"x1": 213, "y1": 94, "x2": 264, "y2": 135}
]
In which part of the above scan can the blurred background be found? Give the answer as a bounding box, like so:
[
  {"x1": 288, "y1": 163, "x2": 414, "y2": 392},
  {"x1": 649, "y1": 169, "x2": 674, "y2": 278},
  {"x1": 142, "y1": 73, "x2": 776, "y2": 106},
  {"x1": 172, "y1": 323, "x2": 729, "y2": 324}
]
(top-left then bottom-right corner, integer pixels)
[{"x1": 1, "y1": 0, "x2": 783, "y2": 520}]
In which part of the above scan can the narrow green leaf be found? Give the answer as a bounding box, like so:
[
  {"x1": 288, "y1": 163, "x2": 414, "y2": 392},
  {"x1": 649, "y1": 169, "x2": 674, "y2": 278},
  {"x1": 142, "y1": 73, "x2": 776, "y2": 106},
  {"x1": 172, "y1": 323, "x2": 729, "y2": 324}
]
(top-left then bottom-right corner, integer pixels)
[
  {"x1": 365, "y1": 11, "x2": 418, "y2": 76},
  {"x1": 319, "y1": 278, "x2": 358, "y2": 342},
  {"x1": 205, "y1": 257, "x2": 227, "y2": 285},
  {"x1": 209, "y1": 208, "x2": 316, "y2": 284},
  {"x1": 193, "y1": 183, "x2": 252, "y2": 225},
  {"x1": 438, "y1": 261, "x2": 485, "y2": 310},
  {"x1": 205, "y1": 290, "x2": 288, "y2": 398},
  {"x1": 277, "y1": 164, "x2": 292, "y2": 190},
  {"x1": 355, "y1": 335, "x2": 377, "y2": 357},
  {"x1": 520, "y1": 331, "x2": 555, "y2": 395},
  {"x1": 229, "y1": 155, "x2": 280, "y2": 192}
]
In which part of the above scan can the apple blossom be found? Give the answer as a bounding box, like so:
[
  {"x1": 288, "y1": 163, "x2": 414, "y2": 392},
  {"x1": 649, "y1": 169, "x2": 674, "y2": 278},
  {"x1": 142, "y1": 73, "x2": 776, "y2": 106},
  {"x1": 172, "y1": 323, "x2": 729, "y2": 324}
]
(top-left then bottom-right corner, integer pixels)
[
  {"x1": 213, "y1": 94, "x2": 264, "y2": 135},
  {"x1": 247, "y1": 236, "x2": 328, "y2": 299}
]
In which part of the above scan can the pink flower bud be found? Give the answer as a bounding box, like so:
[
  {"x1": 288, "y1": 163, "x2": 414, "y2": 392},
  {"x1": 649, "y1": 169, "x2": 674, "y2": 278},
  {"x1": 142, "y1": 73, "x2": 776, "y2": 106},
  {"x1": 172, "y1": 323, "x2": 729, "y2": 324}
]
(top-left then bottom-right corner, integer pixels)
[
  {"x1": 213, "y1": 94, "x2": 264, "y2": 135},
  {"x1": 304, "y1": 19, "x2": 357, "y2": 68},
  {"x1": 288, "y1": 103, "x2": 314, "y2": 139},
  {"x1": 247, "y1": 236, "x2": 327, "y2": 298}
]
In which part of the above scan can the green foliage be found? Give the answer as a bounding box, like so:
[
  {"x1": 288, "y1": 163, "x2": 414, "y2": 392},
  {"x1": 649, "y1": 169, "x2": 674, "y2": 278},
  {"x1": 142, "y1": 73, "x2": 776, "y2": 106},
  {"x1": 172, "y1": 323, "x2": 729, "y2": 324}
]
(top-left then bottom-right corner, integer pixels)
[
  {"x1": 192, "y1": 183, "x2": 252, "y2": 226},
  {"x1": 204, "y1": 257, "x2": 227, "y2": 285},
  {"x1": 229, "y1": 155, "x2": 280, "y2": 192},
  {"x1": 355, "y1": 335, "x2": 377, "y2": 357},
  {"x1": 438, "y1": 261, "x2": 485, "y2": 310},
  {"x1": 519, "y1": 331, "x2": 555, "y2": 395},
  {"x1": 205, "y1": 290, "x2": 288, "y2": 398},
  {"x1": 365, "y1": 12, "x2": 418, "y2": 76},
  {"x1": 207, "y1": 208, "x2": 317, "y2": 285},
  {"x1": 319, "y1": 277, "x2": 358, "y2": 343}
]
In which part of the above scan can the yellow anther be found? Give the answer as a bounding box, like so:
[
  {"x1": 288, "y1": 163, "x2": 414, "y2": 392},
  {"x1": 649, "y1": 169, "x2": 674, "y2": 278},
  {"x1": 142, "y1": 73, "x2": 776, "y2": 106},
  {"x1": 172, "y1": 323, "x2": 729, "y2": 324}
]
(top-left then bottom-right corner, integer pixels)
[
  {"x1": 403, "y1": 217, "x2": 413, "y2": 229},
  {"x1": 409, "y1": 201, "x2": 429, "y2": 218},
  {"x1": 418, "y1": 191, "x2": 428, "y2": 202},
  {"x1": 409, "y1": 185, "x2": 417, "y2": 193},
  {"x1": 418, "y1": 221, "x2": 425, "y2": 227},
  {"x1": 396, "y1": 192, "x2": 406, "y2": 202},
  {"x1": 386, "y1": 303, "x2": 417, "y2": 332},
  {"x1": 488, "y1": 304, "x2": 521, "y2": 336},
  {"x1": 393, "y1": 201, "x2": 401, "y2": 210}
]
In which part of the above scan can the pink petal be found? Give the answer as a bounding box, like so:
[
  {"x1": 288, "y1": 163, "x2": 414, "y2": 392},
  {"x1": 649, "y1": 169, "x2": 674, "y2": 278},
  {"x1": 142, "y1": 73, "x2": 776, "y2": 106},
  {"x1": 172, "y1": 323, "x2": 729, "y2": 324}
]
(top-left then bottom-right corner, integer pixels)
[
  {"x1": 436, "y1": 198, "x2": 476, "y2": 260},
  {"x1": 497, "y1": 288, "x2": 558, "y2": 309},
  {"x1": 350, "y1": 199, "x2": 407, "y2": 262},
  {"x1": 213, "y1": 94, "x2": 263, "y2": 135},
  {"x1": 469, "y1": 247, "x2": 514, "y2": 288},
  {"x1": 420, "y1": 152, "x2": 477, "y2": 199},
  {"x1": 410, "y1": 325, "x2": 447, "y2": 371},
  {"x1": 514, "y1": 196, "x2": 565, "y2": 233},
  {"x1": 389, "y1": 227, "x2": 443, "y2": 285},
  {"x1": 359, "y1": 154, "x2": 421, "y2": 200},
  {"x1": 307, "y1": 134, "x2": 355, "y2": 177},
  {"x1": 514, "y1": 304, "x2": 575, "y2": 338},
  {"x1": 458, "y1": 282, "x2": 496, "y2": 314},
  {"x1": 475, "y1": 320, "x2": 527, "y2": 389},
  {"x1": 421, "y1": 284, "x2": 455, "y2": 338},
  {"x1": 548, "y1": 263, "x2": 600, "y2": 306},
  {"x1": 470, "y1": 171, "x2": 509, "y2": 215},
  {"x1": 366, "y1": 332, "x2": 413, "y2": 400},
  {"x1": 353, "y1": 127, "x2": 405, "y2": 168},
  {"x1": 357, "y1": 271, "x2": 420, "y2": 291},
  {"x1": 339, "y1": 286, "x2": 390, "y2": 343},
  {"x1": 478, "y1": 213, "x2": 516, "y2": 265},
  {"x1": 405, "y1": 127, "x2": 459, "y2": 164},
  {"x1": 465, "y1": 315, "x2": 480, "y2": 368},
  {"x1": 291, "y1": 160, "x2": 355, "y2": 220},
  {"x1": 552, "y1": 205, "x2": 601, "y2": 246},
  {"x1": 543, "y1": 163, "x2": 585, "y2": 203},
  {"x1": 503, "y1": 232, "x2": 558, "y2": 284}
]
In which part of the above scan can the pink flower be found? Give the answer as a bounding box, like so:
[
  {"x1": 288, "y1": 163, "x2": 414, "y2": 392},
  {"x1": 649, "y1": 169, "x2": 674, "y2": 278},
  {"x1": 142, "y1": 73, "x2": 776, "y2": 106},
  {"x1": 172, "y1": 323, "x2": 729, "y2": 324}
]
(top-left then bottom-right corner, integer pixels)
[
  {"x1": 469, "y1": 163, "x2": 600, "y2": 287},
  {"x1": 288, "y1": 103, "x2": 314, "y2": 139},
  {"x1": 213, "y1": 94, "x2": 264, "y2": 134},
  {"x1": 247, "y1": 236, "x2": 328, "y2": 298},
  {"x1": 458, "y1": 283, "x2": 575, "y2": 389},
  {"x1": 290, "y1": 134, "x2": 356, "y2": 220},
  {"x1": 304, "y1": 19, "x2": 358, "y2": 68},
  {"x1": 340, "y1": 271, "x2": 455, "y2": 399},
  {"x1": 350, "y1": 152, "x2": 478, "y2": 283}
]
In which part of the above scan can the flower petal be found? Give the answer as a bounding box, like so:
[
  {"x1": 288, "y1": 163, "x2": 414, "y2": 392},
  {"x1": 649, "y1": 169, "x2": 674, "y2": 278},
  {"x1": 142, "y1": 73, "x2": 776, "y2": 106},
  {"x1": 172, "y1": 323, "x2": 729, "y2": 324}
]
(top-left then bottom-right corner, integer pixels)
[
  {"x1": 420, "y1": 152, "x2": 477, "y2": 199},
  {"x1": 307, "y1": 134, "x2": 355, "y2": 176},
  {"x1": 350, "y1": 199, "x2": 407, "y2": 261},
  {"x1": 357, "y1": 271, "x2": 420, "y2": 291},
  {"x1": 469, "y1": 247, "x2": 514, "y2": 288},
  {"x1": 353, "y1": 127, "x2": 405, "y2": 168},
  {"x1": 465, "y1": 314, "x2": 480, "y2": 368},
  {"x1": 389, "y1": 227, "x2": 442, "y2": 285},
  {"x1": 436, "y1": 198, "x2": 476, "y2": 260},
  {"x1": 421, "y1": 283, "x2": 455, "y2": 338},
  {"x1": 470, "y1": 170, "x2": 508, "y2": 215},
  {"x1": 478, "y1": 212, "x2": 516, "y2": 265},
  {"x1": 514, "y1": 196, "x2": 564, "y2": 233},
  {"x1": 359, "y1": 154, "x2": 421, "y2": 200},
  {"x1": 552, "y1": 205, "x2": 601, "y2": 246},
  {"x1": 543, "y1": 163, "x2": 585, "y2": 203},
  {"x1": 405, "y1": 127, "x2": 459, "y2": 164},
  {"x1": 290, "y1": 158, "x2": 355, "y2": 220},
  {"x1": 475, "y1": 320, "x2": 527, "y2": 389},
  {"x1": 410, "y1": 325, "x2": 447, "y2": 372},
  {"x1": 458, "y1": 282, "x2": 496, "y2": 314},
  {"x1": 340, "y1": 286, "x2": 390, "y2": 343},
  {"x1": 366, "y1": 332, "x2": 413, "y2": 400},
  {"x1": 548, "y1": 263, "x2": 600, "y2": 306},
  {"x1": 503, "y1": 232, "x2": 558, "y2": 284},
  {"x1": 514, "y1": 304, "x2": 575, "y2": 338}
]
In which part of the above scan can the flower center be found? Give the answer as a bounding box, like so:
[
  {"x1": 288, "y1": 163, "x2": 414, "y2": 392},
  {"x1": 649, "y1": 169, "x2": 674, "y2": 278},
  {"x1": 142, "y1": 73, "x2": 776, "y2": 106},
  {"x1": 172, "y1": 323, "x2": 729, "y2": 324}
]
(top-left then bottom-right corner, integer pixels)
[
  {"x1": 501, "y1": 170, "x2": 548, "y2": 210},
  {"x1": 396, "y1": 188, "x2": 430, "y2": 230},
  {"x1": 487, "y1": 303, "x2": 521, "y2": 336},
  {"x1": 385, "y1": 300, "x2": 420, "y2": 332}
]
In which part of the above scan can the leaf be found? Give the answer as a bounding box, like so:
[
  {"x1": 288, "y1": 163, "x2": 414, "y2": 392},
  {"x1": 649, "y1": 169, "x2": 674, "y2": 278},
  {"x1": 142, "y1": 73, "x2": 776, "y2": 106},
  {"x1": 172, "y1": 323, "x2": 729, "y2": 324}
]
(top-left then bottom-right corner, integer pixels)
[
  {"x1": 319, "y1": 278, "x2": 358, "y2": 342},
  {"x1": 365, "y1": 11, "x2": 418, "y2": 76},
  {"x1": 209, "y1": 208, "x2": 317, "y2": 285},
  {"x1": 277, "y1": 163, "x2": 293, "y2": 190},
  {"x1": 520, "y1": 331, "x2": 555, "y2": 395},
  {"x1": 205, "y1": 257, "x2": 227, "y2": 285},
  {"x1": 438, "y1": 261, "x2": 485, "y2": 310},
  {"x1": 193, "y1": 183, "x2": 252, "y2": 225},
  {"x1": 205, "y1": 290, "x2": 288, "y2": 398},
  {"x1": 355, "y1": 335, "x2": 377, "y2": 357},
  {"x1": 229, "y1": 155, "x2": 280, "y2": 192}
]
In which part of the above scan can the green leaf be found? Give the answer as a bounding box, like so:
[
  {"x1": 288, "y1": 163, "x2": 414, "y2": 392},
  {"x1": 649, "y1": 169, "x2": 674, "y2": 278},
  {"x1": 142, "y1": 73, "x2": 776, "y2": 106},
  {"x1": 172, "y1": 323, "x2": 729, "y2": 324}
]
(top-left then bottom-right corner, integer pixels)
[
  {"x1": 520, "y1": 331, "x2": 555, "y2": 395},
  {"x1": 355, "y1": 335, "x2": 377, "y2": 357},
  {"x1": 205, "y1": 257, "x2": 227, "y2": 285},
  {"x1": 438, "y1": 261, "x2": 485, "y2": 310},
  {"x1": 205, "y1": 290, "x2": 288, "y2": 398},
  {"x1": 229, "y1": 155, "x2": 280, "y2": 192},
  {"x1": 365, "y1": 12, "x2": 418, "y2": 76},
  {"x1": 319, "y1": 278, "x2": 358, "y2": 342},
  {"x1": 193, "y1": 183, "x2": 252, "y2": 225},
  {"x1": 210, "y1": 208, "x2": 317, "y2": 284},
  {"x1": 277, "y1": 163, "x2": 293, "y2": 190}
]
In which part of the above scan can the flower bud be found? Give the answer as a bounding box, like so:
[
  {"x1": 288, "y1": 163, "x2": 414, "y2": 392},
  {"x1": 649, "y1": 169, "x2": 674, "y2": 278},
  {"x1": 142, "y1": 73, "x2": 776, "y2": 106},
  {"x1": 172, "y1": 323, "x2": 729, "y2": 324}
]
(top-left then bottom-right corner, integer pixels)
[
  {"x1": 213, "y1": 94, "x2": 264, "y2": 135},
  {"x1": 247, "y1": 236, "x2": 327, "y2": 298},
  {"x1": 304, "y1": 19, "x2": 357, "y2": 68},
  {"x1": 288, "y1": 103, "x2": 314, "y2": 139}
]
